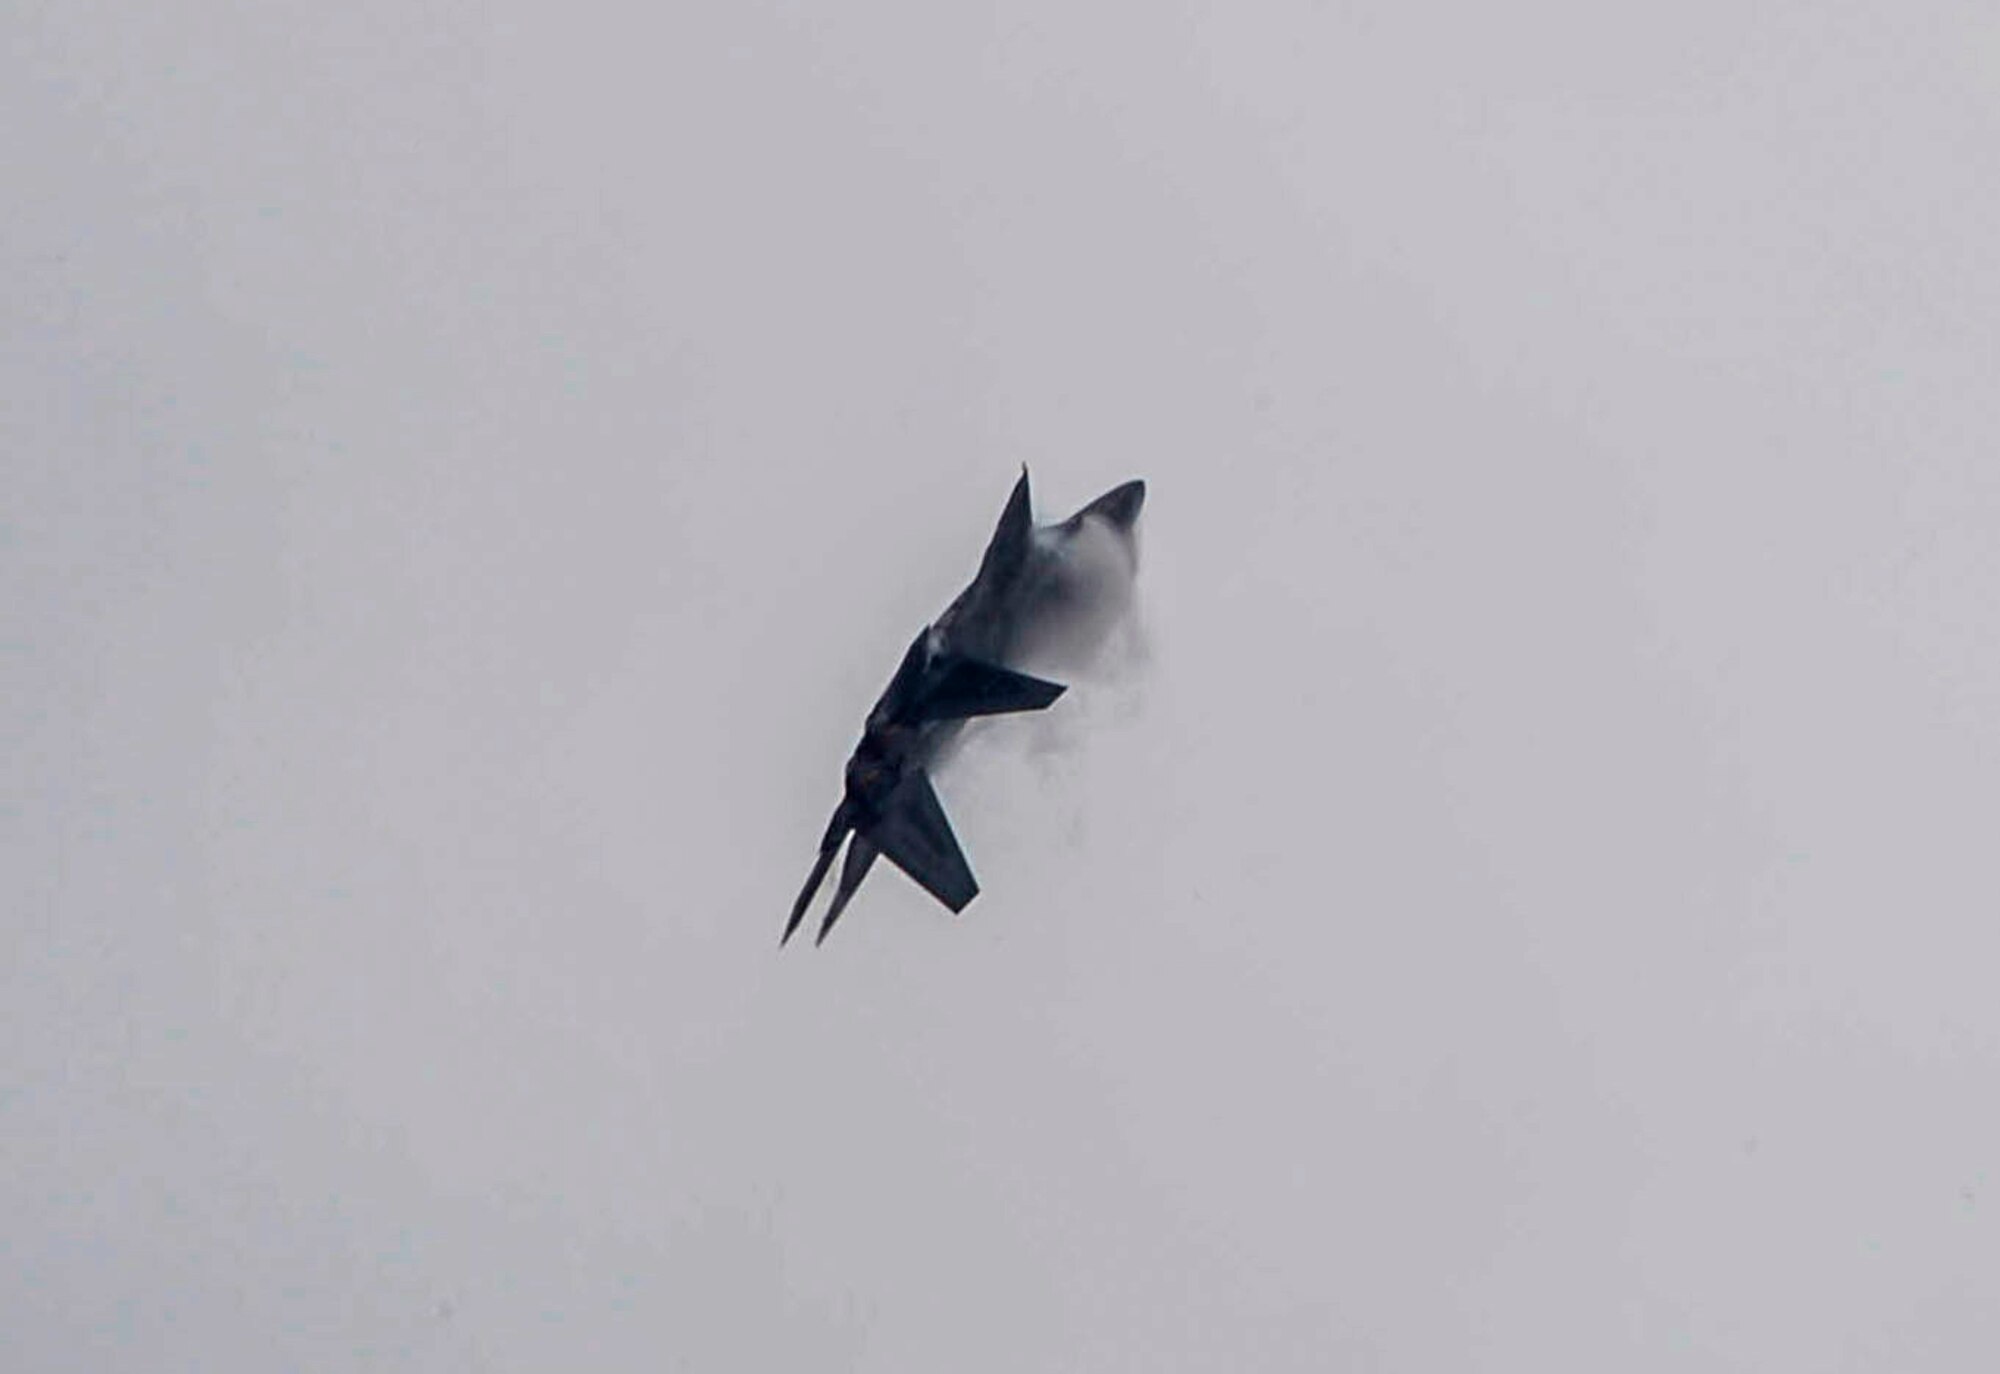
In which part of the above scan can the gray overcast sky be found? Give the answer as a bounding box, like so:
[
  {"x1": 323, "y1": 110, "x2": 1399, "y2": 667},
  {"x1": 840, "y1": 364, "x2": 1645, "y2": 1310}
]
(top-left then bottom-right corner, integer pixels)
[{"x1": 7, "y1": 3, "x2": 1999, "y2": 1369}]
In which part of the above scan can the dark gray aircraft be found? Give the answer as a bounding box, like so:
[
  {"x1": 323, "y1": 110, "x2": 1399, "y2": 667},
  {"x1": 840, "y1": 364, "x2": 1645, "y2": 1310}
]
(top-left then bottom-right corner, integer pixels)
[{"x1": 785, "y1": 469, "x2": 1145, "y2": 945}]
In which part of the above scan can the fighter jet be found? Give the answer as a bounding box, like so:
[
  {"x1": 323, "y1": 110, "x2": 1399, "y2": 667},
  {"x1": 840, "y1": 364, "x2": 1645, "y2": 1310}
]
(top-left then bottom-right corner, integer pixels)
[{"x1": 785, "y1": 469, "x2": 1146, "y2": 945}]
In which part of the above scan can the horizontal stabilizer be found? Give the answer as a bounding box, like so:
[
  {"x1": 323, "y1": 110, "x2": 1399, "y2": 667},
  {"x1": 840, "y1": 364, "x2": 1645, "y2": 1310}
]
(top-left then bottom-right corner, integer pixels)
[
  {"x1": 911, "y1": 656, "x2": 1065, "y2": 723},
  {"x1": 869, "y1": 770, "x2": 978, "y2": 912}
]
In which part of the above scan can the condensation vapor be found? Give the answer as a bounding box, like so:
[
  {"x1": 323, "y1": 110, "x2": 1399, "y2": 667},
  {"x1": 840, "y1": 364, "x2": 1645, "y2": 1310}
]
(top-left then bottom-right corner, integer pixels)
[{"x1": 940, "y1": 501, "x2": 1150, "y2": 781}]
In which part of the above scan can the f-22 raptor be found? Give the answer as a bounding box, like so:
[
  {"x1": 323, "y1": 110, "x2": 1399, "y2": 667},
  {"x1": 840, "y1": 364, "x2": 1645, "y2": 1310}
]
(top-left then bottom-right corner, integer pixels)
[{"x1": 785, "y1": 469, "x2": 1145, "y2": 945}]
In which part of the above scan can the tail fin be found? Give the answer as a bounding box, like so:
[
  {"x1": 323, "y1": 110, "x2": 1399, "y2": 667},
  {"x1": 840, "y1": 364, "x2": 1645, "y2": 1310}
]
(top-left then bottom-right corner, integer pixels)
[
  {"x1": 816, "y1": 832, "x2": 880, "y2": 945},
  {"x1": 811, "y1": 769, "x2": 977, "y2": 944},
  {"x1": 783, "y1": 802, "x2": 852, "y2": 945}
]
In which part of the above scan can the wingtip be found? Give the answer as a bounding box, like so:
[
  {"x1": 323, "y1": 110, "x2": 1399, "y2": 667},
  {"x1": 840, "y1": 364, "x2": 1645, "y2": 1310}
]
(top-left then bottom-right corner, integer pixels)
[{"x1": 1088, "y1": 478, "x2": 1146, "y2": 530}]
